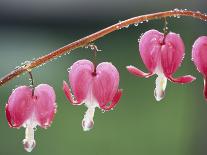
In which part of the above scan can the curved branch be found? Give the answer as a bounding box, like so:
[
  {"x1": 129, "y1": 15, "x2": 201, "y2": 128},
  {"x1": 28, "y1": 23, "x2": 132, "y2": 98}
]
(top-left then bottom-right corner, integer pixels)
[{"x1": 0, "y1": 9, "x2": 207, "y2": 86}]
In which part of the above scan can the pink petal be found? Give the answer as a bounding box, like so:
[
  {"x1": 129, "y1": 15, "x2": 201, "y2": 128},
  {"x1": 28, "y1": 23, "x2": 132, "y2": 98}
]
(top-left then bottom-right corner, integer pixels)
[
  {"x1": 126, "y1": 65, "x2": 153, "y2": 78},
  {"x1": 161, "y1": 32, "x2": 185, "y2": 76},
  {"x1": 34, "y1": 84, "x2": 57, "y2": 128},
  {"x1": 69, "y1": 60, "x2": 94, "y2": 103},
  {"x1": 167, "y1": 75, "x2": 196, "y2": 84},
  {"x1": 204, "y1": 76, "x2": 207, "y2": 100},
  {"x1": 100, "y1": 89, "x2": 122, "y2": 111},
  {"x1": 6, "y1": 86, "x2": 34, "y2": 128},
  {"x1": 139, "y1": 29, "x2": 163, "y2": 73},
  {"x1": 192, "y1": 36, "x2": 207, "y2": 75},
  {"x1": 92, "y1": 62, "x2": 120, "y2": 108},
  {"x1": 5, "y1": 104, "x2": 12, "y2": 127},
  {"x1": 63, "y1": 81, "x2": 82, "y2": 105}
]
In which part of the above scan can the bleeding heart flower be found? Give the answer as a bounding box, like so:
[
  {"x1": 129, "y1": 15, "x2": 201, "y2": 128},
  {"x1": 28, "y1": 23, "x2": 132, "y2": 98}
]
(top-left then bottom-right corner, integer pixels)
[
  {"x1": 63, "y1": 59, "x2": 122, "y2": 131},
  {"x1": 5, "y1": 84, "x2": 57, "y2": 152},
  {"x1": 127, "y1": 29, "x2": 195, "y2": 101},
  {"x1": 192, "y1": 36, "x2": 207, "y2": 100}
]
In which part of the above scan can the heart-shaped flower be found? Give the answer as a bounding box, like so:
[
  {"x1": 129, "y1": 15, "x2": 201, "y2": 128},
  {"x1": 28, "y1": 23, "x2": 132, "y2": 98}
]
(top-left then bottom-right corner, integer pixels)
[
  {"x1": 127, "y1": 29, "x2": 195, "y2": 101},
  {"x1": 192, "y1": 36, "x2": 207, "y2": 100},
  {"x1": 63, "y1": 59, "x2": 122, "y2": 131},
  {"x1": 6, "y1": 84, "x2": 57, "y2": 152}
]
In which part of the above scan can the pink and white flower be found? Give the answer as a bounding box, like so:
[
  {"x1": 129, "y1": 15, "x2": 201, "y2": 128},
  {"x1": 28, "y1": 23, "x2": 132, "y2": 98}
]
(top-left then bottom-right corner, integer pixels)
[
  {"x1": 192, "y1": 36, "x2": 207, "y2": 100},
  {"x1": 6, "y1": 84, "x2": 57, "y2": 152},
  {"x1": 127, "y1": 29, "x2": 195, "y2": 101},
  {"x1": 63, "y1": 59, "x2": 122, "y2": 131}
]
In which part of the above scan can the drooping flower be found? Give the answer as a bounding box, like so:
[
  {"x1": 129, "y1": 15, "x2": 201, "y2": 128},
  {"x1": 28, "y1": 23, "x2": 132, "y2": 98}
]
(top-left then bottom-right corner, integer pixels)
[
  {"x1": 63, "y1": 59, "x2": 122, "y2": 131},
  {"x1": 6, "y1": 84, "x2": 57, "y2": 152},
  {"x1": 192, "y1": 36, "x2": 207, "y2": 100},
  {"x1": 126, "y1": 29, "x2": 195, "y2": 101}
]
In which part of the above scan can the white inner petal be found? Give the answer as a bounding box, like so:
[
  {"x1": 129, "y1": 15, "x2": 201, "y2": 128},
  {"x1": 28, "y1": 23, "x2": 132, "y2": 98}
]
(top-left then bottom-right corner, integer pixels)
[
  {"x1": 82, "y1": 107, "x2": 95, "y2": 131},
  {"x1": 154, "y1": 73, "x2": 167, "y2": 101},
  {"x1": 22, "y1": 115, "x2": 37, "y2": 152},
  {"x1": 82, "y1": 89, "x2": 99, "y2": 131}
]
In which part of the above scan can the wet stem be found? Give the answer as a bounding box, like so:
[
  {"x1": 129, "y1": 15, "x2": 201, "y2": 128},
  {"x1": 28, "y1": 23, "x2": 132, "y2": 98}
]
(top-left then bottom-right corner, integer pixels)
[
  {"x1": 0, "y1": 9, "x2": 207, "y2": 86},
  {"x1": 28, "y1": 71, "x2": 35, "y2": 96},
  {"x1": 88, "y1": 44, "x2": 101, "y2": 75},
  {"x1": 162, "y1": 17, "x2": 168, "y2": 44}
]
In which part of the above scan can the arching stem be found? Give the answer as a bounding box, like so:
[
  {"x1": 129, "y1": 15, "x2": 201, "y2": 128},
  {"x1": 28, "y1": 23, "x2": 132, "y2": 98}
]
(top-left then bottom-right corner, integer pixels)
[{"x1": 0, "y1": 9, "x2": 207, "y2": 86}]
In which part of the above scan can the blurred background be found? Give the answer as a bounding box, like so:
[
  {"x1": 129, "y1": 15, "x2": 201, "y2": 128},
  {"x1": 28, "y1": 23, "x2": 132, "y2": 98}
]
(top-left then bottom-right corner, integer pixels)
[{"x1": 0, "y1": 0, "x2": 206, "y2": 155}]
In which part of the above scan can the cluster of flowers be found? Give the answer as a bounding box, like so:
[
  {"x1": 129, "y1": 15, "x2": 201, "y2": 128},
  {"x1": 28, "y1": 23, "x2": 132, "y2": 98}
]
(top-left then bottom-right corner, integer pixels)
[{"x1": 5, "y1": 29, "x2": 207, "y2": 152}]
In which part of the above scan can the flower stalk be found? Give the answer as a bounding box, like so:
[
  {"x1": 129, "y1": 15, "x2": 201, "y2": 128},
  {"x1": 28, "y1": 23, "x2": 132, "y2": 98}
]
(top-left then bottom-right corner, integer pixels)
[{"x1": 0, "y1": 9, "x2": 207, "y2": 86}]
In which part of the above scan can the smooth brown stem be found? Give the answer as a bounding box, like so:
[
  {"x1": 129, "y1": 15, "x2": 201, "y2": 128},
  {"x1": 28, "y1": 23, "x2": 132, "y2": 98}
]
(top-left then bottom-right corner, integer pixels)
[{"x1": 0, "y1": 9, "x2": 207, "y2": 86}]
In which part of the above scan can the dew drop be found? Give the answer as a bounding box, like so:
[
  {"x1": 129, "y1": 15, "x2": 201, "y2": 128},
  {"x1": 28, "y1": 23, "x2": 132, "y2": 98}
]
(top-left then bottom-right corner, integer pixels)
[
  {"x1": 15, "y1": 66, "x2": 20, "y2": 70},
  {"x1": 134, "y1": 23, "x2": 139, "y2": 26},
  {"x1": 124, "y1": 24, "x2": 129, "y2": 28},
  {"x1": 67, "y1": 67, "x2": 71, "y2": 72},
  {"x1": 174, "y1": 8, "x2": 179, "y2": 11}
]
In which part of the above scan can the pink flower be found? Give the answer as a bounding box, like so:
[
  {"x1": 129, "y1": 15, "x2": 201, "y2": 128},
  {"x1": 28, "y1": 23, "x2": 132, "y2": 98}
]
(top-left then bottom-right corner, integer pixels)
[
  {"x1": 63, "y1": 59, "x2": 122, "y2": 131},
  {"x1": 192, "y1": 36, "x2": 207, "y2": 100},
  {"x1": 127, "y1": 29, "x2": 195, "y2": 101},
  {"x1": 5, "y1": 84, "x2": 57, "y2": 152}
]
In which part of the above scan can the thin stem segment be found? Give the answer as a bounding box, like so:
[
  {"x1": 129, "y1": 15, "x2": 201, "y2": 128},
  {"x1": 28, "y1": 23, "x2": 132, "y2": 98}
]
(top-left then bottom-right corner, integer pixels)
[
  {"x1": 28, "y1": 71, "x2": 35, "y2": 96},
  {"x1": 0, "y1": 9, "x2": 207, "y2": 86},
  {"x1": 86, "y1": 44, "x2": 101, "y2": 75}
]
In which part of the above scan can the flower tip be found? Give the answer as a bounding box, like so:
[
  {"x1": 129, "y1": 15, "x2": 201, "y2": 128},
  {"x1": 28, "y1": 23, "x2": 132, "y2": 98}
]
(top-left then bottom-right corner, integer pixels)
[
  {"x1": 126, "y1": 65, "x2": 152, "y2": 78},
  {"x1": 191, "y1": 76, "x2": 197, "y2": 82},
  {"x1": 168, "y1": 75, "x2": 196, "y2": 84},
  {"x1": 63, "y1": 80, "x2": 80, "y2": 105},
  {"x1": 154, "y1": 89, "x2": 165, "y2": 101},
  {"x1": 82, "y1": 119, "x2": 94, "y2": 132},
  {"x1": 23, "y1": 139, "x2": 36, "y2": 152},
  {"x1": 62, "y1": 80, "x2": 69, "y2": 90}
]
